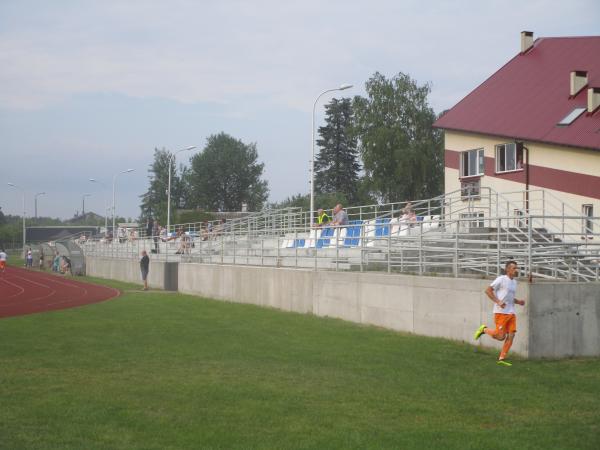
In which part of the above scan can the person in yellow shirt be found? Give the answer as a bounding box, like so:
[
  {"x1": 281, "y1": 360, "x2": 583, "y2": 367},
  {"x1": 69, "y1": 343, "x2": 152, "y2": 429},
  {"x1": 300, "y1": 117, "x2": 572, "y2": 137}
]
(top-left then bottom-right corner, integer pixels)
[{"x1": 315, "y1": 208, "x2": 331, "y2": 228}]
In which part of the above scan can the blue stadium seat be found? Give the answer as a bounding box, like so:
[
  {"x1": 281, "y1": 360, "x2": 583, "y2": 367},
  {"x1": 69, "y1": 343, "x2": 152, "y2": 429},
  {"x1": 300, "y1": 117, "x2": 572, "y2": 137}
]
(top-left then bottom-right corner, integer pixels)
[
  {"x1": 343, "y1": 220, "x2": 363, "y2": 247},
  {"x1": 292, "y1": 239, "x2": 306, "y2": 248},
  {"x1": 375, "y1": 218, "x2": 391, "y2": 237},
  {"x1": 316, "y1": 227, "x2": 334, "y2": 249}
]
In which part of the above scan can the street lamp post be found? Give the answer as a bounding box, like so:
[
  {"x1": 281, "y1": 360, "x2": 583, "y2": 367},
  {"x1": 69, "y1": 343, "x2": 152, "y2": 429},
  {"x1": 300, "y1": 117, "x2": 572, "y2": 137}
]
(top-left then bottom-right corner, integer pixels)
[
  {"x1": 82, "y1": 193, "x2": 91, "y2": 215},
  {"x1": 311, "y1": 84, "x2": 353, "y2": 224},
  {"x1": 89, "y1": 178, "x2": 109, "y2": 234},
  {"x1": 8, "y1": 182, "x2": 26, "y2": 253},
  {"x1": 112, "y1": 169, "x2": 134, "y2": 239},
  {"x1": 167, "y1": 146, "x2": 196, "y2": 235},
  {"x1": 34, "y1": 192, "x2": 46, "y2": 219}
]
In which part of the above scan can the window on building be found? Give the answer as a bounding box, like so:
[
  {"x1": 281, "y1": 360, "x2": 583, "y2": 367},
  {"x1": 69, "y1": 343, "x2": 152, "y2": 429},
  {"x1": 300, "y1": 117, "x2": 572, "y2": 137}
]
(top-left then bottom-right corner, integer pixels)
[
  {"x1": 460, "y1": 212, "x2": 485, "y2": 229},
  {"x1": 558, "y1": 107, "x2": 586, "y2": 126},
  {"x1": 495, "y1": 143, "x2": 523, "y2": 173},
  {"x1": 582, "y1": 204, "x2": 593, "y2": 235},
  {"x1": 461, "y1": 179, "x2": 480, "y2": 200},
  {"x1": 460, "y1": 148, "x2": 484, "y2": 177},
  {"x1": 514, "y1": 209, "x2": 525, "y2": 228}
]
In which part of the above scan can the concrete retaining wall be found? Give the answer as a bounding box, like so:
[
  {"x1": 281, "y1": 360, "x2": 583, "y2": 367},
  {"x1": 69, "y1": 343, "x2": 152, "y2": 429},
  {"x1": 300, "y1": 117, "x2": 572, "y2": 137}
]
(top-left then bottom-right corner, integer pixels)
[
  {"x1": 86, "y1": 256, "x2": 178, "y2": 291},
  {"x1": 177, "y1": 263, "x2": 531, "y2": 356},
  {"x1": 528, "y1": 283, "x2": 600, "y2": 358}
]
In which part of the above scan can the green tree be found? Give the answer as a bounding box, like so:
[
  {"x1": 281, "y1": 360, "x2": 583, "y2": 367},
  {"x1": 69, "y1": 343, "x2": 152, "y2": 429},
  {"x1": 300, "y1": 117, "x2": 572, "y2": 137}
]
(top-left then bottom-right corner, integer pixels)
[
  {"x1": 188, "y1": 133, "x2": 269, "y2": 211},
  {"x1": 139, "y1": 148, "x2": 187, "y2": 225},
  {"x1": 353, "y1": 72, "x2": 443, "y2": 203},
  {"x1": 314, "y1": 98, "x2": 361, "y2": 203},
  {"x1": 0, "y1": 209, "x2": 21, "y2": 248}
]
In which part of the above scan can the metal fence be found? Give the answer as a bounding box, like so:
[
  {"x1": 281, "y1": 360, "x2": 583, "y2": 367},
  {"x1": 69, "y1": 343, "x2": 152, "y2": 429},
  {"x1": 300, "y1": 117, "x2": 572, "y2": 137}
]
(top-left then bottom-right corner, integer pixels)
[{"x1": 82, "y1": 208, "x2": 600, "y2": 282}]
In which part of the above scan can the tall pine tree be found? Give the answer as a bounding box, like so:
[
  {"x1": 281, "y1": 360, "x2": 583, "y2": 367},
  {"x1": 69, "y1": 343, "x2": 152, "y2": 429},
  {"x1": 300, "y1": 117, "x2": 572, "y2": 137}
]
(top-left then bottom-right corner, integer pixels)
[{"x1": 314, "y1": 98, "x2": 361, "y2": 204}]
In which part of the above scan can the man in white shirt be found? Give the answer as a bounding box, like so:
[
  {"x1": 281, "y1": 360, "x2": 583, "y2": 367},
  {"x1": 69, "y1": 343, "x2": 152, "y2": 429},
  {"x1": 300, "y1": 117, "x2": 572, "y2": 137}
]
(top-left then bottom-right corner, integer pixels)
[
  {"x1": 474, "y1": 260, "x2": 526, "y2": 366},
  {"x1": 0, "y1": 248, "x2": 7, "y2": 273}
]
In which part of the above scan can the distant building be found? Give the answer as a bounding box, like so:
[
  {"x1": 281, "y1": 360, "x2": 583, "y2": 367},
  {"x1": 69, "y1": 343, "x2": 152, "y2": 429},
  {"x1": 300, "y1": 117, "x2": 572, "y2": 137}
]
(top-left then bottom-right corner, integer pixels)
[
  {"x1": 434, "y1": 32, "x2": 600, "y2": 233},
  {"x1": 26, "y1": 226, "x2": 100, "y2": 242}
]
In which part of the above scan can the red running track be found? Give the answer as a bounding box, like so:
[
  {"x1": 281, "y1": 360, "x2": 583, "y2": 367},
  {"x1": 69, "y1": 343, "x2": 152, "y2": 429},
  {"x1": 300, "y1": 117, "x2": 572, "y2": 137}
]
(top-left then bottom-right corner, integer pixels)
[{"x1": 0, "y1": 265, "x2": 120, "y2": 318}]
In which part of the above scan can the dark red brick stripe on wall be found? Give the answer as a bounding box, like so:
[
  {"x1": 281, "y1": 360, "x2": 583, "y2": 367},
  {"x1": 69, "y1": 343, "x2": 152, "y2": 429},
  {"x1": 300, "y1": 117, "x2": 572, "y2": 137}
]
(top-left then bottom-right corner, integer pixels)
[{"x1": 445, "y1": 149, "x2": 600, "y2": 200}]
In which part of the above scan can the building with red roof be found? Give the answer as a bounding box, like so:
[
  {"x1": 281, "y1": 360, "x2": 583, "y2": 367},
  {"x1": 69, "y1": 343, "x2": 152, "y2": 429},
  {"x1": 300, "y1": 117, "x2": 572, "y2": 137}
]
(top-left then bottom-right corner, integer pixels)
[{"x1": 434, "y1": 32, "x2": 600, "y2": 232}]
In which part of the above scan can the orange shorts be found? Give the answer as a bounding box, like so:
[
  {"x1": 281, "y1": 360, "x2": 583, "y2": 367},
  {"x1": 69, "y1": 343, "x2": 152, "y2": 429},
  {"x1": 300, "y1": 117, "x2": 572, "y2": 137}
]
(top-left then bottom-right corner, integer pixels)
[
  {"x1": 0, "y1": 261, "x2": 5, "y2": 270},
  {"x1": 494, "y1": 313, "x2": 517, "y2": 334}
]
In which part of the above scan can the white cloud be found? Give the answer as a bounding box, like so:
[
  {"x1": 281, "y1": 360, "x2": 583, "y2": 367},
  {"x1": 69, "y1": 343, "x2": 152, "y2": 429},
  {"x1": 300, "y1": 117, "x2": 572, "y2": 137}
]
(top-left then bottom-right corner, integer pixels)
[{"x1": 0, "y1": 0, "x2": 598, "y2": 217}]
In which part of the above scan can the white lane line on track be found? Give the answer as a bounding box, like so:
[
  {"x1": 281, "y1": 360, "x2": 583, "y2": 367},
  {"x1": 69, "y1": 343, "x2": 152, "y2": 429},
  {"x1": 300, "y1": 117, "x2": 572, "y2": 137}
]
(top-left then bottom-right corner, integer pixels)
[
  {"x1": 0, "y1": 273, "x2": 57, "y2": 307},
  {"x1": 30, "y1": 274, "x2": 89, "y2": 297},
  {"x1": 2, "y1": 268, "x2": 121, "y2": 310},
  {"x1": 0, "y1": 277, "x2": 26, "y2": 299},
  {"x1": 31, "y1": 272, "x2": 121, "y2": 301}
]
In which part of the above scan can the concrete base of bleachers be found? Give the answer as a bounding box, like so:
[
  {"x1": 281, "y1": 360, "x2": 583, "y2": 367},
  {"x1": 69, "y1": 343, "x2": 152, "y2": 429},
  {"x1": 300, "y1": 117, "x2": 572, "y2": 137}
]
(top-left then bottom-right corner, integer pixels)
[
  {"x1": 86, "y1": 256, "x2": 178, "y2": 291},
  {"x1": 85, "y1": 256, "x2": 600, "y2": 359}
]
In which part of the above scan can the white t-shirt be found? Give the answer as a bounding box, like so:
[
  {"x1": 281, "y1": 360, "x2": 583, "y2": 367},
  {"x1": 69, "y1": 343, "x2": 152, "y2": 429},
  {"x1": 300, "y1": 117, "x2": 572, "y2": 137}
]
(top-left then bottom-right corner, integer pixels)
[
  {"x1": 490, "y1": 275, "x2": 517, "y2": 315},
  {"x1": 0, "y1": 251, "x2": 7, "y2": 261}
]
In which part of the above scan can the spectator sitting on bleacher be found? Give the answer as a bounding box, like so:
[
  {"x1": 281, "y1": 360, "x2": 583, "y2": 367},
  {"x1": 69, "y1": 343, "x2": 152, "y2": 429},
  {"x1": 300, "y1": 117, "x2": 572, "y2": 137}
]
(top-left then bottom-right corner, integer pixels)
[
  {"x1": 214, "y1": 218, "x2": 227, "y2": 236},
  {"x1": 180, "y1": 231, "x2": 191, "y2": 254},
  {"x1": 401, "y1": 202, "x2": 417, "y2": 224},
  {"x1": 314, "y1": 208, "x2": 331, "y2": 228},
  {"x1": 175, "y1": 227, "x2": 187, "y2": 254},
  {"x1": 330, "y1": 204, "x2": 348, "y2": 227},
  {"x1": 159, "y1": 226, "x2": 168, "y2": 241},
  {"x1": 201, "y1": 221, "x2": 212, "y2": 241}
]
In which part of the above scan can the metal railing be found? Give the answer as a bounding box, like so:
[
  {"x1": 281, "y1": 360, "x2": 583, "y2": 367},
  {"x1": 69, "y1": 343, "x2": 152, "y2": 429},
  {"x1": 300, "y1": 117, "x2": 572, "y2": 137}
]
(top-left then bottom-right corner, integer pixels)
[{"x1": 82, "y1": 208, "x2": 600, "y2": 282}]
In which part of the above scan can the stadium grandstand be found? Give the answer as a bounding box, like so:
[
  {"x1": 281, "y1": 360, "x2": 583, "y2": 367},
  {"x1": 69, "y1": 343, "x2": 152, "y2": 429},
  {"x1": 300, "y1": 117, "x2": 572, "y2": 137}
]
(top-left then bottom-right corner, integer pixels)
[{"x1": 81, "y1": 187, "x2": 600, "y2": 282}]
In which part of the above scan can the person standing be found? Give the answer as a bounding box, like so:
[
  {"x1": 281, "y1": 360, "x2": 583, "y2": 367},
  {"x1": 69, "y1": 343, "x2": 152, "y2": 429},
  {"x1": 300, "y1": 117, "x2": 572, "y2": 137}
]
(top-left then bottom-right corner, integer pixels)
[
  {"x1": 0, "y1": 248, "x2": 7, "y2": 273},
  {"x1": 39, "y1": 251, "x2": 44, "y2": 270},
  {"x1": 52, "y1": 251, "x2": 60, "y2": 272},
  {"x1": 474, "y1": 260, "x2": 526, "y2": 366},
  {"x1": 140, "y1": 250, "x2": 150, "y2": 291},
  {"x1": 26, "y1": 248, "x2": 33, "y2": 268},
  {"x1": 146, "y1": 216, "x2": 154, "y2": 239}
]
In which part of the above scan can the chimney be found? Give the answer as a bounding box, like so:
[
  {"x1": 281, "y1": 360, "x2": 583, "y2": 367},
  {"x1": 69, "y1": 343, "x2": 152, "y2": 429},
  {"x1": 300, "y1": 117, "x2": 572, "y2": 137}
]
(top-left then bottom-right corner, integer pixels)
[
  {"x1": 588, "y1": 87, "x2": 600, "y2": 113},
  {"x1": 521, "y1": 31, "x2": 534, "y2": 53},
  {"x1": 570, "y1": 71, "x2": 588, "y2": 96}
]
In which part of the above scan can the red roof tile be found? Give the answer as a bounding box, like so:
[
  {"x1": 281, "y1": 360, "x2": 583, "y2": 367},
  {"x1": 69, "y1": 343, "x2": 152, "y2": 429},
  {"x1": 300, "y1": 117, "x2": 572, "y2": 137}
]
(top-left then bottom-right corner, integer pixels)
[{"x1": 434, "y1": 36, "x2": 600, "y2": 151}]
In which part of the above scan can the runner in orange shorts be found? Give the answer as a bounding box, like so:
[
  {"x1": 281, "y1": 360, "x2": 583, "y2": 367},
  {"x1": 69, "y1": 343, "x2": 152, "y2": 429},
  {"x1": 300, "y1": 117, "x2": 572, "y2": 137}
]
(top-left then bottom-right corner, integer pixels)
[
  {"x1": 474, "y1": 260, "x2": 526, "y2": 366},
  {"x1": 0, "y1": 248, "x2": 7, "y2": 273}
]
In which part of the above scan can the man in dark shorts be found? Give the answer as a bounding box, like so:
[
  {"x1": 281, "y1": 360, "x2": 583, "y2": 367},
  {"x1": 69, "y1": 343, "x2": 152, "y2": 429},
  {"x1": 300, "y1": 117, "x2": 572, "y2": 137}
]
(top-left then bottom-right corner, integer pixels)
[{"x1": 140, "y1": 250, "x2": 150, "y2": 290}]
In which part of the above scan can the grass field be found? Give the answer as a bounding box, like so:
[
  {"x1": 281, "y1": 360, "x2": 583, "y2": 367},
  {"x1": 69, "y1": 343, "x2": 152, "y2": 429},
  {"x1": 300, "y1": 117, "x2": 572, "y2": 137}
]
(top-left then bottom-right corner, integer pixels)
[{"x1": 1, "y1": 275, "x2": 599, "y2": 449}]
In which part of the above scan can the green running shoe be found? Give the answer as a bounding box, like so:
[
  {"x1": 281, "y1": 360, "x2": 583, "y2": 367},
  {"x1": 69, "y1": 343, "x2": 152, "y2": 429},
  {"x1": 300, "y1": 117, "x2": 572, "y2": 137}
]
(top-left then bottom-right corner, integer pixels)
[
  {"x1": 474, "y1": 325, "x2": 486, "y2": 340},
  {"x1": 497, "y1": 360, "x2": 512, "y2": 367}
]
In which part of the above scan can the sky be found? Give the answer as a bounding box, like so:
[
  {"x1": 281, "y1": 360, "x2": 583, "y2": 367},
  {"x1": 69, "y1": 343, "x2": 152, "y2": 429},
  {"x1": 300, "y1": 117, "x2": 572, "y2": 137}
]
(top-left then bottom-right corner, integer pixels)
[{"x1": 1, "y1": 0, "x2": 598, "y2": 220}]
